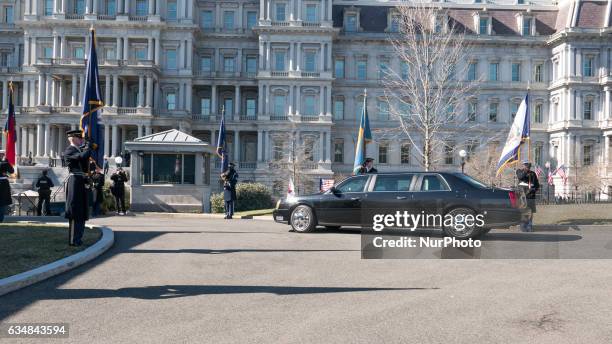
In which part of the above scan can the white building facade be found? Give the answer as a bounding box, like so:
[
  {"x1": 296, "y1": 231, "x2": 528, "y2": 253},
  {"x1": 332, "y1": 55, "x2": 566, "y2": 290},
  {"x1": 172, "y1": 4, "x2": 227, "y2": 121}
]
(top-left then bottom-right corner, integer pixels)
[{"x1": 0, "y1": 0, "x2": 611, "y2": 196}]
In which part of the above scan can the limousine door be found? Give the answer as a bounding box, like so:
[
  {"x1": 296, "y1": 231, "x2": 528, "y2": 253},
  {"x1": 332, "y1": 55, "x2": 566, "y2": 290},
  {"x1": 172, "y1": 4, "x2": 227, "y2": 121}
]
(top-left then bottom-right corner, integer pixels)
[
  {"x1": 361, "y1": 174, "x2": 418, "y2": 229},
  {"x1": 317, "y1": 175, "x2": 369, "y2": 226},
  {"x1": 412, "y1": 174, "x2": 453, "y2": 228}
]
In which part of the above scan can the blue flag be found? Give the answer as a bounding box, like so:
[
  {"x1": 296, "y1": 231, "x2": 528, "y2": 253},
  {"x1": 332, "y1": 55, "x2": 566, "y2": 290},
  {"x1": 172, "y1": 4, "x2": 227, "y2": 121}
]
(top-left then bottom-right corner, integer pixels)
[
  {"x1": 496, "y1": 93, "x2": 530, "y2": 176},
  {"x1": 353, "y1": 92, "x2": 372, "y2": 175},
  {"x1": 80, "y1": 28, "x2": 104, "y2": 168},
  {"x1": 216, "y1": 107, "x2": 229, "y2": 173}
]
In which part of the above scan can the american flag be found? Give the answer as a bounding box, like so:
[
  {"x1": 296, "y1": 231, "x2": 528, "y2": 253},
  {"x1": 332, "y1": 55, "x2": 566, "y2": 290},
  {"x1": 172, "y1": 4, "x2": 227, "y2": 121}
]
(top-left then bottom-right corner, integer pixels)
[
  {"x1": 553, "y1": 164, "x2": 568, "y2": 185},
  {"x1": 547, "y1": 170, "x2": 554, "y2": 186},
  {"x1": 534, "y1": 165, "x2": 543, "y2": 179},
  {"x1": 319, "y1": 178, "x2": 335, "y2": 192}
]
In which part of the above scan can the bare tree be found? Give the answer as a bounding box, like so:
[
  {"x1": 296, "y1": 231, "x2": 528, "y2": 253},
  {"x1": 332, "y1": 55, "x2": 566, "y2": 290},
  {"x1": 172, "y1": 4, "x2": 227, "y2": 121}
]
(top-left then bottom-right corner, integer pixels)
[
  {"x1": 574, "y1": 164, "x2": 606, "y2": 196},
  {"x1": 268, "y1": 129, "x2": 320, "y2": 196},
  {"x1": 382, "y1": 3, "x2": 489, "y2": 171},
  {"x1": 464, "y1": 147, "x2": 516, "y2": 187}
]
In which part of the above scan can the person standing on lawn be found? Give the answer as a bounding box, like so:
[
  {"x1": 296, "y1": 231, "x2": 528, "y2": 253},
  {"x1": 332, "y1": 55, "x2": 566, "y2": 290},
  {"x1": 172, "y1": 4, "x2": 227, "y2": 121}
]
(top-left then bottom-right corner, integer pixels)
[
  {"x1": 0, "y1": 150, "x2": 14, "y2": 222},
  {"x1": 35, "y1": 169, "x2": 54, "y2": 216}
]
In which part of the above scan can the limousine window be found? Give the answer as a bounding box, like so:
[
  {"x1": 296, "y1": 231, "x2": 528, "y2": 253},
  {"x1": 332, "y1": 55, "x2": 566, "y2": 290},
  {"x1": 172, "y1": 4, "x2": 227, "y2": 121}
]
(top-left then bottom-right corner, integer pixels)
[
  {"x1": 421, "y1": 175, "x2": 450, "y2": 191},
  {"x1": 455, "y1": 173, "x2": 488, "y2": 189},
  {"x1": 373, "y1": 174, "x2": 414, "y2": 192},
  {"x1": 337, "y1": 176, "x2": 367, "y2": 193}
]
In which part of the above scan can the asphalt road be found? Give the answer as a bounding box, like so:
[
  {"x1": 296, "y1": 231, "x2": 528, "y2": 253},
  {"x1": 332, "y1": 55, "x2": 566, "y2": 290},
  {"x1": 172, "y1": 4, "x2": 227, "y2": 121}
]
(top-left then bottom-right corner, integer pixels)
[{"x1": 1, "y1": 215, "x2": 612, "y2": 343}]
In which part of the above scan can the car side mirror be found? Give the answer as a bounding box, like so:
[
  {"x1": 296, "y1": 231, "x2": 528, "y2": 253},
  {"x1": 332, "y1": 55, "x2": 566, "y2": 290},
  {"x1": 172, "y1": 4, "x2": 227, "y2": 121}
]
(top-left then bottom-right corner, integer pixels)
[{"x1": 330, "y1": 186, "x2": 341, "y2": 195}]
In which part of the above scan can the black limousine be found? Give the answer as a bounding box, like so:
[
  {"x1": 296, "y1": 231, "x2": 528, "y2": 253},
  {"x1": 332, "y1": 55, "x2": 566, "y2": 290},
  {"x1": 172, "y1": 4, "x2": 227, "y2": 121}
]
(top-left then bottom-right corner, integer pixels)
[{"x1": 273, "y1": 172, "x2": 525, "y2": 239}]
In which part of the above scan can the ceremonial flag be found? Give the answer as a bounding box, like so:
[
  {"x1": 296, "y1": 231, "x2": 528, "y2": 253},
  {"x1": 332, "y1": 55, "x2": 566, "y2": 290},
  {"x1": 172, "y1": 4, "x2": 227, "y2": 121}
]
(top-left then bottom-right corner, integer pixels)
[
  {"x1": 319, "y1": 178, "x2": 334, "y2": 192},
  {"x1": 553, "y1": 164, "x2": 568, "y2": 185},
  {"x1": 216, "y1": 106, "x2": 228, "y2": 173},
  {"x1": 496, "y1": 93, "x2": 530, "y2": 176},
  {"x1": 547, "y1": 170, "x2": 554, "y2": 186},
  {"x1": 287, "y1": 177, "x2": 296, "y2": 199},
  {"x1": 3, "y1": 82, "x2": 16, "y2": 166},
  {"x1": 535, "y1": 165, "x2": 543, "y2": 179},
  {"x1": 80, "y1": 28, "x2": 104, "y2": 168},
  {"x1": 353, "y1": 90, "x2": 372, "y2": 175}
]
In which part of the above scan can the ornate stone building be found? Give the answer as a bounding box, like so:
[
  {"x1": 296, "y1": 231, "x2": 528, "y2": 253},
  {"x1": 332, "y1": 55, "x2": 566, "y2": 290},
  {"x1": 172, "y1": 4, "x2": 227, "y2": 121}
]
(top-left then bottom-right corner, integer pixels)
[{"x1": 0, "y1": 0, "x2": 611, "y2": 196}]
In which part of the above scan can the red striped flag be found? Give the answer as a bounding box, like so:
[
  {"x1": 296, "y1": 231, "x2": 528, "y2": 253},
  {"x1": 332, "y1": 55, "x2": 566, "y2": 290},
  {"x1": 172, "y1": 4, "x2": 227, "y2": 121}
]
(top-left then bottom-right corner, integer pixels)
[
  {"x1": 534, "y1": 165, "x2": 543, "y2": 179},
  {"x1": 553, "y1": 165, "x2": 568, "y2": 185},
  {"x1": 3, "y1": 82, "x2": 16, "y2": 166}
]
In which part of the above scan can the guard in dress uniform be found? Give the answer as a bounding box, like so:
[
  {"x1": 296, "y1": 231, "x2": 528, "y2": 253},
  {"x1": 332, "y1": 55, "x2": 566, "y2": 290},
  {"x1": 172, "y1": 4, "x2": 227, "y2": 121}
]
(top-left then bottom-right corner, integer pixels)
[
  {"x1": 516, "y1": 161, "x2": 540, "y2": 232},
  {"x1": 64, "y1": 129, "x2": 92, "y2": 246},
  {"x1": 0, "y1": 150, "x2": 14, "y2": 223},
  {"x1": 221, "y1": 163, "x2": 238, "y2": 219},
  {"x1": 357, "y1": 158, "x2": 378, "y2": 175}
]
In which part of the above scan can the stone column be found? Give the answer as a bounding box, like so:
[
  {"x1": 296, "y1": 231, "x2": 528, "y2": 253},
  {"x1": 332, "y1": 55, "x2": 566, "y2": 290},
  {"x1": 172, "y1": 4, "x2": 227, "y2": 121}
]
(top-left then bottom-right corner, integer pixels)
[
  {"x1": 123, "y1": 38, "x2": 129, "y2": 61},
  {"x1": 121, "y1": 78, "x2": 128, "y2": 107},
  {"x1": 70, "y1": 74, "x2": 77, "y2": 106},
  {"x1": 319, "y1": 43, "x2": 325, "y2": 72},
  {"x1": 234, "y1": 85, "x2": 240, "y2": 118},
  {"x1": 319, "y1": 86, "x2": 324, "y2": 116},
  {"x1": 146, "y1": 77, "x2": 153, "y2": 107},
  {"x1": 105, "y1": 75, "x2": 111, "y2": 105},
  {"x1": 111, "y1": 124, "x2": 118, "y2": 157},
  {"x1": 43, "y1": 124, "x2": 50, "y2": 157},
  {"x1": 23, "y1": 36, "x2": 30, "y2": 67},
  {"x1": 325, "y1": 130, "x2": 331, "y2": 162},
  {"x1": 138, "y1": 75, "x2": 144, "y2": 107},
  {"x1": 145, "y1": 126, "x2": 152, "y2": 135},
  {"x1": 148, "y1": 0, "x2": 154, "y2": 15},
  {"x1": 37, "y1": 74, "x2": 44, "y2": 105},
  {"x1": 112, "y1": 74, "x2": 119, "y2": 107},
  {"x1": 257, "y1": 130, "x2": 263, "y2": 161},
  {"x1": 154, "y1": 38, "x2": 160, "y2": 65},
  {"x1": 15, "y1": 124, "x2": 21, "y2": 158},
  {"x1": 318, "y1": 133, "x2": 324, "y2": 162},
  {"x1": 259, "y1": 0, "x2": 265, "y2": 20},
  {"x1": 21, "y1": 127, "x2": 28, "y2": 157},
  {"x1": 124, "y1": 0, "x2": 129, "y2": 15},
  {"x1": 104, "y1": 124, "x2": 110, "y2": 158},
  {"x1": 233, "y1": 131, "x2": 240, "y2": 162},
  {"x1": 296, "y1": 43, "x2": 301, "y2": 71},
  {"x1": 137, "y1": 125, "x2": 143, "y2": 138},
  {"x1": 1, "y1": 80, "x2": 7, "y2": 110},
  {"x1": 116, "y1": 37, "x2": 121, "y2": 60},
  {"x1": 78, "y1": 74, "x2": 84, "y2": 106},
  {"x1": 605, "y1": 135, "x2": 610, "y2": 166},
  {"x1": 185, "y1": 82, "x2": 192, "y2": 112},
  {"x1": 186, "y1": 40, "x2": 193, "y2": 69},
  {"x1": 52, "y1": 35, "x2": 59, "y2": 59},
  {"x1": 147, "y1": 38, "x2": 153, "y2": 61},
  {"x1": 46, "y1": 76, "x2": 53, "y2": 106},
  {"x1": 211, "y1": 85, "x2": 217, "y2": 115},
  {"x1": 36, "y1": 123, "x2": 43, "y2": 157},
  {"x1": 31, "y1": 37, "x2": 37, "y2": 65}
]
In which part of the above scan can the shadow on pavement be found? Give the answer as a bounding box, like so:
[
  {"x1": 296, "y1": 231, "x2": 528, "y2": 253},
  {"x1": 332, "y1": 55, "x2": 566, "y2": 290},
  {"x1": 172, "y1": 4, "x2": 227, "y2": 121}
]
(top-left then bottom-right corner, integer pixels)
[
  {"x1": 41, "y1": 285, "x2": 437, "y2": 300},
  {"x1": 126, "y1": 248, "x2": 358, "y2": 254}
]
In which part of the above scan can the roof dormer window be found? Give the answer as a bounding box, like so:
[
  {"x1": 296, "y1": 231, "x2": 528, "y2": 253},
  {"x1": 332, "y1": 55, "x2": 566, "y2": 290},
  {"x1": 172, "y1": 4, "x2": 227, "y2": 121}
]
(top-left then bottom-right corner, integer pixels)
[
  {"x1": 473, "y1": 12, "x2": 491, "y2": 35},
  {"x1": 516, "y1": 12, "x2": 535, "y2": 36},
  {"x1": 344, "y1": 7, "x2": 360, "y2": 33}
]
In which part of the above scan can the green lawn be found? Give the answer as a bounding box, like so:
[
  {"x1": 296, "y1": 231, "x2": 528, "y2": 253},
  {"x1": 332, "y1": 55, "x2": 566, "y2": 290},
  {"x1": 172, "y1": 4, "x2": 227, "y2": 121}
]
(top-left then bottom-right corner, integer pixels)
[
  {"x1": 235, "y1": 208, "x2": 275, "y2": 217},
  {"x1": 535, "y1": 203, "x2": 612, "y2": 225},
  {"x1": 0, "y1": 223, "x2": 101, "y2": 279}
]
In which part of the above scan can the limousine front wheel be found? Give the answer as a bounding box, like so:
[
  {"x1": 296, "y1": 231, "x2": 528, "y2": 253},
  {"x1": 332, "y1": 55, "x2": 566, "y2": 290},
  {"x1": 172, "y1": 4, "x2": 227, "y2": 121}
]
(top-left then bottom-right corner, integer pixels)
[
  {"x1": 443, "y1": 207, "x2": 479, "y2": 239},
  {"x1": 290, "y1": 205, "x2": 316, "y2": 233}
]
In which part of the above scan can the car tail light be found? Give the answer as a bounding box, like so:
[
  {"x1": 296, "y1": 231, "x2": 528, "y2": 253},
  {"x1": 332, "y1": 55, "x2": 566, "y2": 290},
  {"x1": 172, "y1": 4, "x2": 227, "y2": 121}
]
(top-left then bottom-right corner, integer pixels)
[{"x1": 508, "y1": 191, "x2": 518, "y2": 208}]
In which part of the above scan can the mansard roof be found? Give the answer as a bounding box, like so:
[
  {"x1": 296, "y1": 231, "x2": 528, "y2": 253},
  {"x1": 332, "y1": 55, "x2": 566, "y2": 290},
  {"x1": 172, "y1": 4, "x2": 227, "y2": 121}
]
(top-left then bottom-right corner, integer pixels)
[{"x1": 332, "y1": 0, "x2": 612, "y2": 36}]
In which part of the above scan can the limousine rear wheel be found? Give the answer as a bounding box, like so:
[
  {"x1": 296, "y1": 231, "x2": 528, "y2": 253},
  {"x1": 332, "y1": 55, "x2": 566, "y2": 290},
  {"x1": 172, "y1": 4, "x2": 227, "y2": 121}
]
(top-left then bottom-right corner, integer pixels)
[
  {"x1": 443, "y1": 207, "x2": 479, "y2": 239},
  {"x1": 290, "y1": 205, "x2": 317, "y2": 233}
]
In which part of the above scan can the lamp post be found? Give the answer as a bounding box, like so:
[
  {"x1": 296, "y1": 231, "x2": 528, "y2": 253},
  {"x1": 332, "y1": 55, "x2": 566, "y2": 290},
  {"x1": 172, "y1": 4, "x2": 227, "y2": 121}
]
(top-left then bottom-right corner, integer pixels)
[
  {"x1": 544, "y1": 161, "x2": 550, "y2": 203},
  {"x1": 459, "y1": 149, "x2": 467, "y2": 174}
]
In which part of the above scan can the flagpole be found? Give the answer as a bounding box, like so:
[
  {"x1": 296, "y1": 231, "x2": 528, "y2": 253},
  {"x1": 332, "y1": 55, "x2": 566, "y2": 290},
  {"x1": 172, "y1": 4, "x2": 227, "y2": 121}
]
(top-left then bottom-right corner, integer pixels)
[{"x1": 527, "y1": 82, "x2": 531, "y2": 163}]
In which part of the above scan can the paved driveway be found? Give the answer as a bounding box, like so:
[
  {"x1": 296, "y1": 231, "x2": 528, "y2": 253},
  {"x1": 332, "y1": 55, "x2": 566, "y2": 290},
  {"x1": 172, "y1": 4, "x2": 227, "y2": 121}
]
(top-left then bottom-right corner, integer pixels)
[{"x1": 1, "y1": 215, "x2": 611, "y2": 343}]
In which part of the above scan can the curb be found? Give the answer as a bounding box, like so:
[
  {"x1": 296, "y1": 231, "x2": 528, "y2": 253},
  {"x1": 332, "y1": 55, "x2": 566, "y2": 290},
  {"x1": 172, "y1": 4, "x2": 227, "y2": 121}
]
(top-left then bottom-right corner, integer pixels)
[
  {"x1": 135, "y1": 212, "x2": 274, "y2": 221},
  {"x1": 0, "y1": 225, "x2": 115, "y2": 297}
]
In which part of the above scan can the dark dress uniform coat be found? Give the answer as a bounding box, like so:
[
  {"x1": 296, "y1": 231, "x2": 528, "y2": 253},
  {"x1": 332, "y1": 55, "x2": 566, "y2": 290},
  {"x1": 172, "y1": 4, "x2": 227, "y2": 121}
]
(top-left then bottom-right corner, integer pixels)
[
  {"x1": 516, "y1": 169, "x2": 540, "y2": 213},
  {"x1": 64, "y1": 145, "x2": 91, "y2": 221},
  {"x1": 223, "y1": 169, "x2": 238, "y2": 201},
  {"x1": 0, "y1": 159, "x2": 14, "y2": 207}
]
